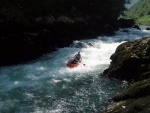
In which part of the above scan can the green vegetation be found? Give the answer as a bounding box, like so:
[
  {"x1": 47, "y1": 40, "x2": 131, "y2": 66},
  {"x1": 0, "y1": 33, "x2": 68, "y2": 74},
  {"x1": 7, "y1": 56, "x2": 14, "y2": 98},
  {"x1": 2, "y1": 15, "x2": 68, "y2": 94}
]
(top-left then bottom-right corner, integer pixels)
[
  {"x1": 125, "y1": 0, "x2": 150, "y2": 25},
  {"x1": 137, "y1": 15, "x2": 150, "y2": 25}
]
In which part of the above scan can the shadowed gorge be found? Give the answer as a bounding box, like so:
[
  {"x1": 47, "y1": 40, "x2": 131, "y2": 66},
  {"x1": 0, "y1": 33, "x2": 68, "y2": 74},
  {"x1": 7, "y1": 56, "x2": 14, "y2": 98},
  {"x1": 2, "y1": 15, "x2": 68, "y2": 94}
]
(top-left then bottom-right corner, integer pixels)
[
  {"x1": 0, "y1": 0, "x2": 126, "y2": 66},
  {"x1": 1, "y1": 0, "x2": 150, "y2": 113}
]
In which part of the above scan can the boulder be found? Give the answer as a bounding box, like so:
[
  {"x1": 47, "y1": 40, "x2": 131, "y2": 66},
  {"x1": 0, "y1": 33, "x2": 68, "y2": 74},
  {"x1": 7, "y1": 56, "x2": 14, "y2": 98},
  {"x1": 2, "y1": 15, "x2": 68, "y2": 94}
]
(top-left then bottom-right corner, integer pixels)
[
  {"x1": 132, "y1": 25, "x2": 141, "y2": 30},
  {"x1": 146, "y1": 27, "x2": 150, "y2": 30},
  {"x1": 70, "y1": 41, "x2": 93, "y2": 48},
  {"x1": 117, "y1": 18, "x2": 135, "y2": 28},
  {"x1": 103, "y1": 78, "x2": 150, "y2": 113},
  {"x1": 112, "y1": 78, "x2": 150, "y2": 101},
  {"x1": 102, "y1": 36, "x2": 150, "y2": 113},
  {"x1": 103, "y1": 96, "x2": 150, "y2": 113},
  {"x1": 103, "y1": 37, "x2": 150, "y2": 81}
]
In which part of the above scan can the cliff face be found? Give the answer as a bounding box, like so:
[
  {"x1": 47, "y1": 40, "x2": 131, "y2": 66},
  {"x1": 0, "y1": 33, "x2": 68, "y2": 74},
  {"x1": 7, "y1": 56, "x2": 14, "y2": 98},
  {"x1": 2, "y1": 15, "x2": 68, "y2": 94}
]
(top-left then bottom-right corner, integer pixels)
[{"x1": 103, "y1": 37, "x2": 150, "y2": 113}]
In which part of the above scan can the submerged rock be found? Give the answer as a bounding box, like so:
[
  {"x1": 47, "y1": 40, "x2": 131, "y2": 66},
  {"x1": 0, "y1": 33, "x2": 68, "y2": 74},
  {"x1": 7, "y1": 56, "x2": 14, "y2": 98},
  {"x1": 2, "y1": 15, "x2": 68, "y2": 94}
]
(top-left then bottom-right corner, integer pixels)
[
  {"x1": 132, "y1": 25, "x2": 141, "y2": 30},
  {"x1": 70, "y1": 40, "x2": 94, "y2": 48}
]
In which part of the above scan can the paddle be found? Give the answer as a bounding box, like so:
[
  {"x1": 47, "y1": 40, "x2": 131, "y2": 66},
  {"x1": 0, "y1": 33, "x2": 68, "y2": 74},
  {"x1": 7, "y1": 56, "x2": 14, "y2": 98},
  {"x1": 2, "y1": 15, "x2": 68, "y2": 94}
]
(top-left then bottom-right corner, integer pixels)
[{"x1": 80, "y1": 62, "x2": 86, "y2": 66}]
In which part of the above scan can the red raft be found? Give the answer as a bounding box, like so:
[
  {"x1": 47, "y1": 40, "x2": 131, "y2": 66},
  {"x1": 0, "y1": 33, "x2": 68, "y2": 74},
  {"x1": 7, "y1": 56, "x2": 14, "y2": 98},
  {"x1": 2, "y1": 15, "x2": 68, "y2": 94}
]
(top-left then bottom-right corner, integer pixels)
[{"x1": 66, "y1": 59, "x2": 80, "y2": 68}]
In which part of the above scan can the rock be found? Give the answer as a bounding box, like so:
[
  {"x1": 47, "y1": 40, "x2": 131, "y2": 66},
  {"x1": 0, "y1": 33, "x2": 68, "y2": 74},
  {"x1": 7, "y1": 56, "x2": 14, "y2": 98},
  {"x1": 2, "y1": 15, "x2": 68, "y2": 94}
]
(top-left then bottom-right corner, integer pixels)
[
  {"x1": 132, "y1": 25, "x2": 141, "y2": 30},
  {"x1": 103, "y1": 96, "x2": 150, "y2": 113},
  {"x1": 102, "y1": 37, "x2": 150, "y2": 113},
  {"x1": 70, "y1": 41, "x2": 93, "y2": 48},
  {"x1": 112, "y1": 78, "x2": 150, "y2": 101},
  {"x1": 103, "y1": 78, "x2": 150, "y2": 113},
  {"x1": 87, "y1": 42, "x2": 94, "y2": 47},
  {"x1": 146, "y1": 27, "x2": 150, "y2": 30},
  {"x1": 122, "y1": 29, "x2": 129, "y2": 32},
  {"x1": 117, "y1": 18, "x2": 135, "y2": 28},
  {"x1": 103, "y1": 37, "x2": 150, "y2": 81}
]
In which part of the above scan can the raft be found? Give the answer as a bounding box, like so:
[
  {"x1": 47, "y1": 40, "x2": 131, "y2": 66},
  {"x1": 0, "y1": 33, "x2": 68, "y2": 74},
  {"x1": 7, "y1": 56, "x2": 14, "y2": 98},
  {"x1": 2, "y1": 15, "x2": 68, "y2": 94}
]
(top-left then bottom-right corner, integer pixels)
[{"x1": 66, "y1": 59, "x2": 80, "y2": 68}]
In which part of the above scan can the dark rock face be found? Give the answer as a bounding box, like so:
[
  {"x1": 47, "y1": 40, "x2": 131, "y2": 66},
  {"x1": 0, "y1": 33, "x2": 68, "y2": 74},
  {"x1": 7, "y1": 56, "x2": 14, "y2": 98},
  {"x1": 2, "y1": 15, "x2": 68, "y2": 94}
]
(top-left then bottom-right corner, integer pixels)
[
  {"x1": 103, "y1": 37, "x2": 150, "y2": 81},
  {"x1": 103, "y1": 79, "x2": 150, "y2": 113},
  {"x1": 112, "y1": 78, "x2": 150, "y2": 101},
  {"x1": 132, "y1": 24, "x2": 141, "y2": 30},
  {"x1": 117, "y1": 18, "x2": 135, "y2": 28},
  {"x1": 102, "y1": 37, "x2": 150, "y2": 113},
  {"x1": 104, "y1": 96, "x2": 150, "y2": 113}
]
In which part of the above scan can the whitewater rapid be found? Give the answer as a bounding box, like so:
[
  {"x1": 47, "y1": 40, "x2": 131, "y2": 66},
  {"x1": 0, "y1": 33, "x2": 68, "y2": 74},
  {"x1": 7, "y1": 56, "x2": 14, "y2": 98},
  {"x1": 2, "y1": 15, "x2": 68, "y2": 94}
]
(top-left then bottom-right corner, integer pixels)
[{"x1": 0, "y1": 27, "x2": 150, "y2": 113}]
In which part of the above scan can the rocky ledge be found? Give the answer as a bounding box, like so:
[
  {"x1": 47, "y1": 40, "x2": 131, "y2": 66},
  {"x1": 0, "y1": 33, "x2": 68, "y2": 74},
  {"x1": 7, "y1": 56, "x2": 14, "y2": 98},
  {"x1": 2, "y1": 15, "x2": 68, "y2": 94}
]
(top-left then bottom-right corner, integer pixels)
[{"x1": 103, "y1": 37, "x2": 150, "y2": 113}]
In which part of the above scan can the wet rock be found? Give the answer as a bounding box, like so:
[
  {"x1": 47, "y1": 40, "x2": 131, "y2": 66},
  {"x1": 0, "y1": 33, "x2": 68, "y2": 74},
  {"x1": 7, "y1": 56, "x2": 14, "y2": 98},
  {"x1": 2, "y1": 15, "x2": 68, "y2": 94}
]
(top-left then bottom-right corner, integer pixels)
[
  {"x1": 117, "y1": 18, "x2": 135, "y2": 28},
  {"x1": 103, "y1": 96, "x2": 150, "y2": 113},
  {"x1": 112, "y1": 78, "x2": 150, "y2": 101},
  {"x1": 102, "y1": 37, "x2": 150, "y2": 113},
  {"x1": 122, "y1": 29, "x2": 129, "y2": 32},
  {"x1": 103, "y1": 36, "x2": 150, "y2": 81},
  {"x1": 103, "y1": 78, "x2": 150, "y2": 113},
  {"x1": 146, "y1": 27, "x2": 150, "y2": 30},
  {"x1": 132, "y1": 25, "x2": 141, "y2": 30},
  {"x1": 70, "y1": 41, "x2": 93, "y2": 48}
]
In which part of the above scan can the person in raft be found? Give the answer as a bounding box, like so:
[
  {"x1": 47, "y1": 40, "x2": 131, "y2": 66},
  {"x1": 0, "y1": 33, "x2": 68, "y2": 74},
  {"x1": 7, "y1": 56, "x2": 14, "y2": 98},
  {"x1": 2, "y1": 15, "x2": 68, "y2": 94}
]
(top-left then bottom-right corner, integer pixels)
[
  {"x1": 74, "y1": 51, "x2": 82, "y2": 62},
  {"x1": 70, "y1": 52, "x2": 82, "y2": 64}
]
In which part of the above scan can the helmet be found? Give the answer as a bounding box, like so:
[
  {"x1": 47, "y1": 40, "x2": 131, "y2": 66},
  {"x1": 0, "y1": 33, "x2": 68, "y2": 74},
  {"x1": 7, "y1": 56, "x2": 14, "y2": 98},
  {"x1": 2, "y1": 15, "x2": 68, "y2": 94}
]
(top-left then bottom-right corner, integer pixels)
[{"x1": 78, "y1": 51, "x2": 80, "y2": 54}]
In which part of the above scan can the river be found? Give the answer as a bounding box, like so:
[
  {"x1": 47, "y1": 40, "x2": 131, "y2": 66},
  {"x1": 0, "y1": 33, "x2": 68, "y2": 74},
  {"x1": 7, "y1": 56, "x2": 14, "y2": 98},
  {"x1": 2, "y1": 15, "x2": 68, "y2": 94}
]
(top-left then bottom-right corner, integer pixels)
[{"x1": 0, "y1": 26, "x2": 150, "y2": 113}]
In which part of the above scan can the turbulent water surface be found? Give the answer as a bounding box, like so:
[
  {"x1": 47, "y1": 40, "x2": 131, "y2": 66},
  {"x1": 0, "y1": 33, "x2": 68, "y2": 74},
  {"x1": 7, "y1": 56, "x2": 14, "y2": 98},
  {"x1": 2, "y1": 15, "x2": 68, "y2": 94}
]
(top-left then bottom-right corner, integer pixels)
[{"x1": 0, "y1": 26, "x2": 150, "y2": 113}]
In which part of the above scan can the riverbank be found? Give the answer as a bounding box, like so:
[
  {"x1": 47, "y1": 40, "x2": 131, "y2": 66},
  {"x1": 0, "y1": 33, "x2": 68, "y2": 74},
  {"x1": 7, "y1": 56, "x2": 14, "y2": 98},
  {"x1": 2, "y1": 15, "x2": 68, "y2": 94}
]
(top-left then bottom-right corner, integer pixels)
[
  {"x1": 103, "y1": 36, "x2": 150, "y2": 113},
  {"x1": 0, "y1": 21, "x2": 117, "y2": 67},
  {"x1": 0, "y1": 17, "x2": 136, "y2": 67}
]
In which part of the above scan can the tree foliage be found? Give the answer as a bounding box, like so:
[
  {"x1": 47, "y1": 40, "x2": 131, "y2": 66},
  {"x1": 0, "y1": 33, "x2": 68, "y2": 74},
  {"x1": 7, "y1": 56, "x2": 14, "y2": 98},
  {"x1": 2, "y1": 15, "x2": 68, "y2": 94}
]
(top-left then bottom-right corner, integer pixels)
[
  {"x1": 0, "y1": 0, "x2": 126, "y2": 26},
  {"x1": 125, "y1": 0, "x2": 150, "y2": 25}
]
